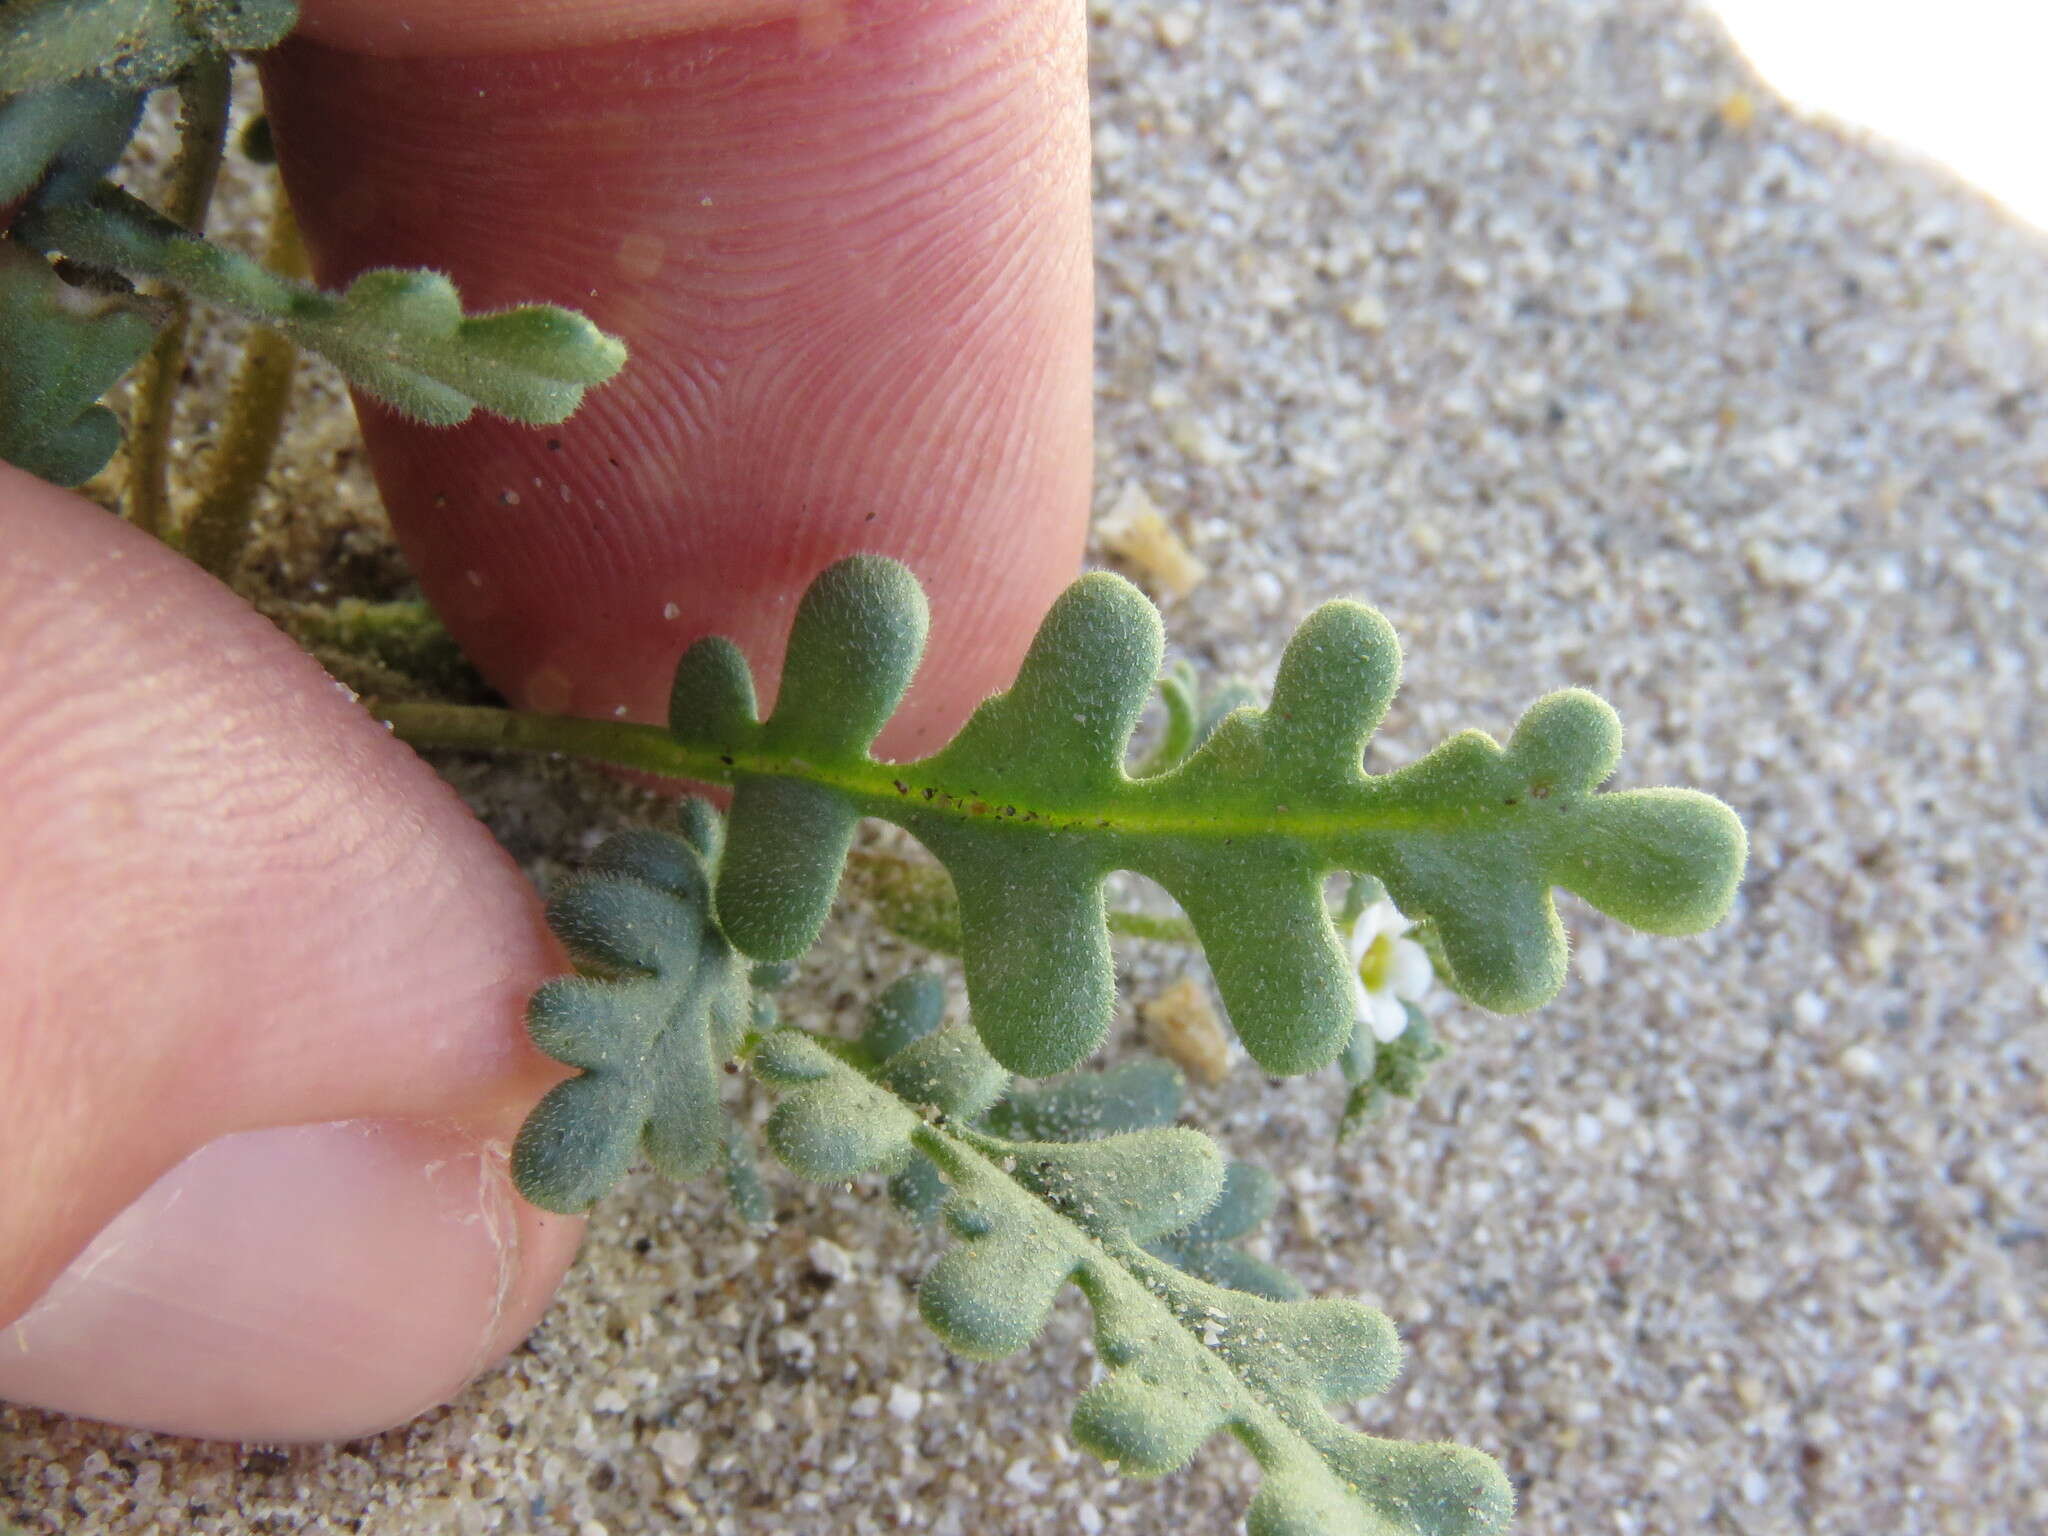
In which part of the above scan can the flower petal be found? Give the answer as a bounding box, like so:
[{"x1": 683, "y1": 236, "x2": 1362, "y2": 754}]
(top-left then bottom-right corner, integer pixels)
[
  {"x1": 1348, "y1": 909, "x2": 1377, "y2": 966},
  {"x1": 1390, "y1": 939, "x2": 1434, "y2": 1002},
  {"x1": 1367, "y1": 990, "x2": 1409, "y2": 1043}
]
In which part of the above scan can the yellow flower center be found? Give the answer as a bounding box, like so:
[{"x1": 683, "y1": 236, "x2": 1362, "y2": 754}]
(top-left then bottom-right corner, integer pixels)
[{"x1": 1357, "y1": 931, "x2": 1396, "y2": 994}]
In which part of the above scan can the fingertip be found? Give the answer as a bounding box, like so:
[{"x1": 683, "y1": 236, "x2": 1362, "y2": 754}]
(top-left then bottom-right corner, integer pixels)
[
  {"x1": 0, "y1": 1118, "x2": 584, "y2": 1441},
  {"x1": 264, "y1": 0, "x2": 1092, "y2": 748},
  {"x1": 293, "y1": 0, "x2": 806, "y2": 57},
  {"x1": 0, "y1": 467, "x2": 588, "y2": 1438}
]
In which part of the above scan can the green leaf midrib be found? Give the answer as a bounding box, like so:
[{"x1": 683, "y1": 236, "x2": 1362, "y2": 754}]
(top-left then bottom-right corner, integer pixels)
[
  {"x1": 380, "y1": 703, "x2": 1553, "y2": 844},
  {"x1": 846, "y1": 761, "x2": 1539, "y2": 843}
]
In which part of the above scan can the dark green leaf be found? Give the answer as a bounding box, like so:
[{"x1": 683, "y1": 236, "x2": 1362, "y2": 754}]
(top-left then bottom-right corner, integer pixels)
[
  {"x1": 721, "y1": 1122, "x2": 773, "y2": 1227},
  {"x1": 980, "y1": 1058, "x2": 1184, "y2": 1142},
  {"x1": 1143, "y1": 1161, "x2": 1304, "y2": 1301}
]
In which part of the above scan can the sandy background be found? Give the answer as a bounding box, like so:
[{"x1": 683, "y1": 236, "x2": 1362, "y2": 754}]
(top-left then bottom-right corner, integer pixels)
[{"x1": 4, "y1": 0, "x2": 2045, "y2": 1532}]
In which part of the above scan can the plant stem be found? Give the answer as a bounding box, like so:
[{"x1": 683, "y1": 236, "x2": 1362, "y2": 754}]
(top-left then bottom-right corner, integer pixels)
[
  {"x1": 376, "y1": 701, "x2": 707, "y2": 779},
  {"x1": 124, "y1": 55, "x2": 230, "y2": 539},
  {"x1": 1107, "y1": 908, "x2": 1200, "y2": 944},
  {"x1": 181, "y1": 195, "x2": 305, "y2": 578}
]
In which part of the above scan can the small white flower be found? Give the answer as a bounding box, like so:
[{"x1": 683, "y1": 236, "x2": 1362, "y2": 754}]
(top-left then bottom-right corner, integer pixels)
[{"x1": 1349, "y1": 899, "x2": 1433, "y2": 1043}]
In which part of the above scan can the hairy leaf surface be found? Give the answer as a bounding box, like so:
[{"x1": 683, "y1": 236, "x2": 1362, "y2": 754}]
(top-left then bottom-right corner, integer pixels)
[
  {"x1": 856, "y1": 981, "x2": 1297, "y2": 1297},
  {"x1": 980, "y1": 1057, "x2": 1186, "y2": 1143},
  {"x1": 1143, "y1": 1160, "x2": 1304, "y2": 1302},
  {"x1": 986, "y1": 1061, "x2": 1301, "y2": 1299},
  {"x1": 511, "y1": 804, "x2": 755, "y2": 1213},
  {"x1": 666, "y1": 557, "x2": 1745, "y2": 1078},
  {"x1": 755, "y1": 1028, "x2": 1513, "y2": 1536}
]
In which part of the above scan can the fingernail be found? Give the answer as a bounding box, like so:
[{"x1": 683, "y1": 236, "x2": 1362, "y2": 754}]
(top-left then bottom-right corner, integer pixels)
[{"x1": 0, "y1": 1119, "x2": 530, "y2": 1441}]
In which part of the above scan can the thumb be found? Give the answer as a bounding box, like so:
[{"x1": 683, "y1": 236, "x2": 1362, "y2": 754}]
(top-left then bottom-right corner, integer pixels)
[{"x1": 0, "y1": 467, "x2": 583, "y2": 1440}]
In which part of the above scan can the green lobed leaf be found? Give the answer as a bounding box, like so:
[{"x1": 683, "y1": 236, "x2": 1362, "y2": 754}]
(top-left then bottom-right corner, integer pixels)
[
  {"x1": 0, "y1": 0, "x2": 298, "y2": 95},
  {"x1": 0, "y1": 240, "x2": 159, "y2": 484},
  {"x1": 16, "y1": 185, "x2": 626, "y2": 427},
  {"x1": 666, "y1": 556, "x2": 1746, "y2": 1079},
  {"x1": 846, "y1": 971, "x2": 1008, "y2": 1224},
  {"x1": 753, "y1": 1029, "x2": 1513, "y2": 1536},
  {"x1": 854, "y1": 970, "x2": 950, "y2": 1063},
  {"x1": 986, "y1": 1060, "x2": 1301, "y2": 1298},
  {"x1": 511, "y1": 803, "x2": 757, "y2": 1214},
  {"x1": 887, "y1": 1152, "x2": 951, "y2": 1225}
]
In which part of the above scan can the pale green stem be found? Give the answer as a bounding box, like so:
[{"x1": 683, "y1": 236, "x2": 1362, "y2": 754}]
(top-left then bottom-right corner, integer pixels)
[
  {"x1": 124, "y1": 55, "x2": 230, "y2": 539},
  {"x1": 1107, "y1": 908, "x2": 1200, "y2": 944},
  {"x1": 376, "y1": 701, "x2": 706, "y2": 778},
  {"x1": 181, "y1": 196, "x2": 305, "y2": 578}
]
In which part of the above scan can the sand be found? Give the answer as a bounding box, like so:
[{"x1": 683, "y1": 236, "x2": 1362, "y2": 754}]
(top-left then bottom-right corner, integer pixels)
[{"x1": 4, "y1": 1, "x2": 2044, "y2": 1532}]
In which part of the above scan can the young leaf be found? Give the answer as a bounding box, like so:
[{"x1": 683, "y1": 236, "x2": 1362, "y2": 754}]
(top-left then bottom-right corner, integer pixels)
[
  {"x1": 846, "y1": 971, "x2": 1010, "y2": 1224},
  {"x1": 753, "y1": 1029, "x2": 1513, "y2": 1536},
  {"x1": 17, "y1": 185, "x2": 626, "y2": 427},
  {"x1": 0, "y1": 241, "x2": 159, "y2": 484},
  {"x1": 662, "y1": 556, "x2": 1745, "y2": 1079},
  {"x1": 867, "y1": 1000, "x2": 1296, "y2": 1296},
  {"x1": 1339, "y1": 1006, "x2": 1446, "y2": 1142},
  {"x1": 876, "y1": 1006, "x2": 1189, "y2": 1225},
  {"x1": 511, "y1": 803, "x2": 756, "y2": 1214},
  {"x1": 851, "y1": 969, "x2": 951, "y2": 1065}
]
